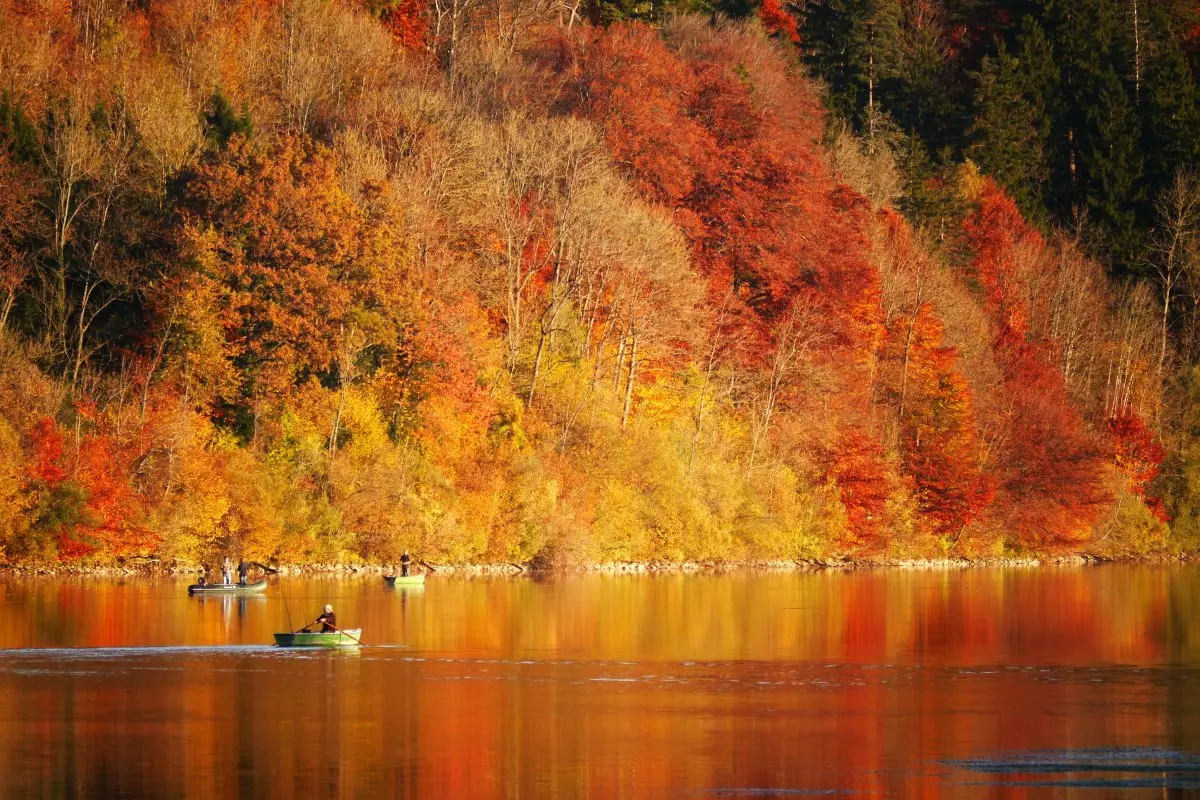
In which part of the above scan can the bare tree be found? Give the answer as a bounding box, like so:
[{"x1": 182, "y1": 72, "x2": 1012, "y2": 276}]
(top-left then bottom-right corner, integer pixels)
[
  {"x1": 1148, "y1": 171, "x2": 1200, "y2": 375},
  {"x1": 35, "y1": 91, "x2": 138, "y2": 392},
  {"x1": 745, "y1": 299, "x2": 828, "y2": 476}
]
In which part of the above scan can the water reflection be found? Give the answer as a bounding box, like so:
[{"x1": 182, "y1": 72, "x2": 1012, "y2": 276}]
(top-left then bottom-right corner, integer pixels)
[{"x1": 0, "y1": 566, "x2": 1194, "y2": 797}]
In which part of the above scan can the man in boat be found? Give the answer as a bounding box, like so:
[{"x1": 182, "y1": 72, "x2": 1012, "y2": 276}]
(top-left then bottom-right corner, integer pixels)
[
  {"x1": 221, "y1": 557, "x2": 232, "y2": 585},
  {"x1": 400, "y1": 550, "x2": 411, "y2": 577},
  {"x1": 237, "y1": 558, "x2": 251, "y2": 585},
  {"x1": 312, "y1": 604, "x2": 336, "y2": 632}
]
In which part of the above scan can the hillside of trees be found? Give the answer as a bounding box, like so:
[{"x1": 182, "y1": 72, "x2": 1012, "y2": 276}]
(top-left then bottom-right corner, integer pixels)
[{"x1": 0, "y1": 0, "x2": 1195, "y2": 567}]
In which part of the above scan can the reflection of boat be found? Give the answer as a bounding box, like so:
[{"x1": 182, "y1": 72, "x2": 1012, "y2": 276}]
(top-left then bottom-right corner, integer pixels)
[
  {"x1": 187, "y1": 580, "x2": 269, "y2": 595},
  {"x1": 384, "y1": 574, "x2": 426, "y2": 587},
  {"x1": 274, "y1": 629, "x2": 362, "y2": 648}
]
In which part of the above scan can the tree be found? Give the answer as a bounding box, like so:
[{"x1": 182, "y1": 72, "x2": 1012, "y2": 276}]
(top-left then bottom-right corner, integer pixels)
[
  {"x1": 1042, "y1": 0, "x2": 1145, "y2": 267},
  {"x1": 1141, "y1": 8, "x2": 1200, "y2": 198},
  {"x1": 962, "y1": 176, "x2": 1112, "y2": 547},
  {"x1": 0, "y1": 151, "x2": 33, "y2": 334},
  {"x1": 967, "y1": 45, "x2": 1048, "y2": 215},
  {"x1": 170, "y1": 136, "x2": 410, "y2": 437},
  {"x1": 1147, "y1": 171, "x2": 1200, "y2": 373},
  {"x1": 800, "y1": 0, "x2": 902, "y2": 142}
]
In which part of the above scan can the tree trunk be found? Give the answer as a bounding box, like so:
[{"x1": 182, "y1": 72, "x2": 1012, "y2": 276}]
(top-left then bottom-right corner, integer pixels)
[
  {"x1": 1132, "y1": 0, "x2": 1141, "y2": 106},
  {"x1": 621, "y1": 331, "x2": 637, "y2": 429},
  {"x1": 898, "y1": 299, "x2": 923, "y2": 418},
  {"x1": 613, "y1": 334, "x2": 626, "y2": 393},
  {"x1": 867, "y1": 21, "x2": 876, "y2": 152},
  {"x1": 528, "y1": 326, "x2": 548, "y2": 407}
]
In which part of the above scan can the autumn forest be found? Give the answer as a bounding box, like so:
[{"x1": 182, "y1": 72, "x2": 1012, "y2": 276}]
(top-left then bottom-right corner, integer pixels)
[{"x1": 0, "y1": 0, "x2": 1196, "y2": 567}]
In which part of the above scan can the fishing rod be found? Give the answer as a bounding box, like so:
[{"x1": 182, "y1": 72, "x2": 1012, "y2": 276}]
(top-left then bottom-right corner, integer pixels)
[{"x1": 277, "y1": 564, "x2": 294, "y2": 633}]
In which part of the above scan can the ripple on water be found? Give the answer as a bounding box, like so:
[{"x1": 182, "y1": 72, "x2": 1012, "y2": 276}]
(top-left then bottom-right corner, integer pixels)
[{"x1": 945, "y1": 746, "x2": 1200, "y2": 790}]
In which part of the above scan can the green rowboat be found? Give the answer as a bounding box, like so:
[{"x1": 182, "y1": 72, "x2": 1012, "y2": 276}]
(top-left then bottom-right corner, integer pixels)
[
  {"x1": 384, "y1": 574, "x2": 426, "y2": 587},
  {"x1": 274, "y1": 629, "x2": 363, "y2": 648},
  {"x1": 188, "y1": 579, "x2": 269, "y2": 595}
]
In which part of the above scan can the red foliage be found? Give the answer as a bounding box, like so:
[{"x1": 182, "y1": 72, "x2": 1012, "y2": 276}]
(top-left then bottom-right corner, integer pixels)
[
  {"x1": 379, "y1": 0, "x2": 427, "y2": 52},
  {"x1": 23, "y1": 414, "x2": 156, "y2": 561},
  {"x1": 828, "y1": 428, "x2": 891, "y2": 549},
  {"x1": 963, "y1": 179, "x2": 1111, "y2": 547},
  {"x1": 1108, "y1": 413, "x2": 1168, "y2": 521},
  {"x1": 562, "y1": 23, "x2": 882, "y2": 387},
  {"x1": 28, "y1": 417, "x2": 67, "y2": 486},
  {"x1": 758, "y1": 0, "x2": 800, "y2": 45}
]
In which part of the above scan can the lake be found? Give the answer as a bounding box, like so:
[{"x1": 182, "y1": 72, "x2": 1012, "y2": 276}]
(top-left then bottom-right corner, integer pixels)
[{"x1": 0, "y1": 566, "x2": 1199, "y2": 798}]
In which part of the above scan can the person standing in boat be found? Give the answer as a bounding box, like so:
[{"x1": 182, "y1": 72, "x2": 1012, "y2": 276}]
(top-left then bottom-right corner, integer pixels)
[
  {"x1": 237, "y1": 558, "x2": 251, "y2": 585},
  {"x1": 400, "y1": 550, "x2": 411, "y2": 577},
  {"x1": 221, "y1": 556, "x2": 232, "y2": 585}
]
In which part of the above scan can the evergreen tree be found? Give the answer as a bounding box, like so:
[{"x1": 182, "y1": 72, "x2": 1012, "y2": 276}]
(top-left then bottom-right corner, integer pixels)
[
  {"x1": 203, "y1": 91, "x2": 254, "y2": 151},
  {"x1": 966, "y1": 44, "x2": 1048, "y2": 217},
  {"x1": 801, "y1": 0, "x2": 902, "y2": 139},
  {"x1": 888, "y1": 1, "x2": 965, "y2": 152},
  {"x1": 1079, "y1": 68, "x2": 1145, "y2": 265},
  {"x1": 1142, "y1": 6, "x2": 1200, "y2": 198},
  {"x1": 1043, "y1": 0, "x2": 1144, "y2": 269},
  {"x1": 0, "y1": 92, "x2": 39, "y2": 164}
]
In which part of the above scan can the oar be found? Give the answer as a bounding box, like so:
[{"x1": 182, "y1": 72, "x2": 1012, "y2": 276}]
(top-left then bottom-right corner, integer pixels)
[
  {"x1": 323, "y1": 623, "x2": 367, "y2": 647},
  {"x1": 292, "y1": 620, "x2": 366, "y2": 647}
]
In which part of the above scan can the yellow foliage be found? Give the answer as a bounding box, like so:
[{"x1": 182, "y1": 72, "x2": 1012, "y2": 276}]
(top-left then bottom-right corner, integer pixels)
[{"x1": 0, "y1": 417, "x2": 29, "y2": 562}]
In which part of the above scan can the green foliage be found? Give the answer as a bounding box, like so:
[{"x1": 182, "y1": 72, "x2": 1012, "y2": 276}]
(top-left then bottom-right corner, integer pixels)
[
  {"x1": 0, "y1": 92, "x2": 38, "y2": 164},
  {"x1": 967, "y1": 46, "x2": 1047, "y2": 217},
  {"x1": 203, "y1": 91, "x2": 253, "y2": 151},
  {"x1": 1142, "y1": 8, "x2": 1200, "y2": 200},
  {"x1": 802, "y1": 0, "x2": 902, "y2": 131},
  {"x1": 1090, "y1": 489, "x2": 1171, "y2": 557}
]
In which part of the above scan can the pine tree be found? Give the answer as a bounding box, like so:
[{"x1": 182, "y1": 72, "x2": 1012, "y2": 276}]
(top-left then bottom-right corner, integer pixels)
[
  {"x1": 0, "y1": 92, "x2": 38, "y2": 164},
  {"x1": 889, "y1": 1, "x2": 965, "y2": 152},
  {"x1": 801, "y1": 0, "x2": 902, "y2": 141},
  {"x1": 966, "y1": 45, "x2": 1048, "y2": 216},
  {"x1": 1043, "y1": 0, "x2": 1144, "y2": 269},
  {"x1": 204, "y1": 91, "x2": 254, "y2": 151},
  {"x1": 1142, "y1": 6, "x2": 1200, "y2": 198}
]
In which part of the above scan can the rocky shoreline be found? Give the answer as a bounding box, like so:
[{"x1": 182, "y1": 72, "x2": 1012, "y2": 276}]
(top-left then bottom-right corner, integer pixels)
[{"x1": 0, "y1": 552, "x2": 1192, "y2": 578}]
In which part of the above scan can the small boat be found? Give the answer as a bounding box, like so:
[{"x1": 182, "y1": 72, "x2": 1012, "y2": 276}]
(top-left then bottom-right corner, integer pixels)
[
  {"x1": 274, "y1": 629, "x2": 363, "y2": 648},
  {"x1": 188, "y1": 579, "x2": 269, "y2": 595},
  {"x1": 384, "y1": 574, "x2": 426, "y2": 587}
]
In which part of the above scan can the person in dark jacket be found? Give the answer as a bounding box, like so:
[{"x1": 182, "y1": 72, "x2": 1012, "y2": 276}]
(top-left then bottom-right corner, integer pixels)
[
  {"x1": 400, "y1": 550, "x2": 411, "y2": 577},
  {"x1": 314, "y1": 604, "x2": 336, "y2": 632},
  {"x1": 237, "y1": 559, "x2": 251, "y2": 585}
]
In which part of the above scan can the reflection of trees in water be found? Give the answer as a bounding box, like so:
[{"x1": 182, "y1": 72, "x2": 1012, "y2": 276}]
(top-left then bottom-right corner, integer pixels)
[
  {"x1": 1168, "y1": 568, "x2": 1200, "y2": 798},
  {"x1": 0, "y1": 570, "x2": 1194, "y2": 796}
]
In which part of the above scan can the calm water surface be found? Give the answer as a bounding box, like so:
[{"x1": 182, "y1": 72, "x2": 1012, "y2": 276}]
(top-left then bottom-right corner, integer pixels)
[{"x1": 1, "y1": 566, "x2": 1200, "y2": 798}]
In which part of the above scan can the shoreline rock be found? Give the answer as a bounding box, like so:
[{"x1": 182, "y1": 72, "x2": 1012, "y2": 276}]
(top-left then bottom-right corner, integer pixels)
[{"x1": 0, "y1": 552, "x2": 1192, "y2": 578}]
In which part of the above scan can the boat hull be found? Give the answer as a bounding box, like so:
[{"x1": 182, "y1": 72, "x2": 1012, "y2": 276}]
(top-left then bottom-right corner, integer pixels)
[
  {"x1": 274, "y1": 629, "x2": 362, "y2": 648},
  {"x1": 188, "y1": 580, "x2": 269, "y2": 595},
  {"x1": 384, "y1": 574, "x2": 426, "y2": 587}
]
